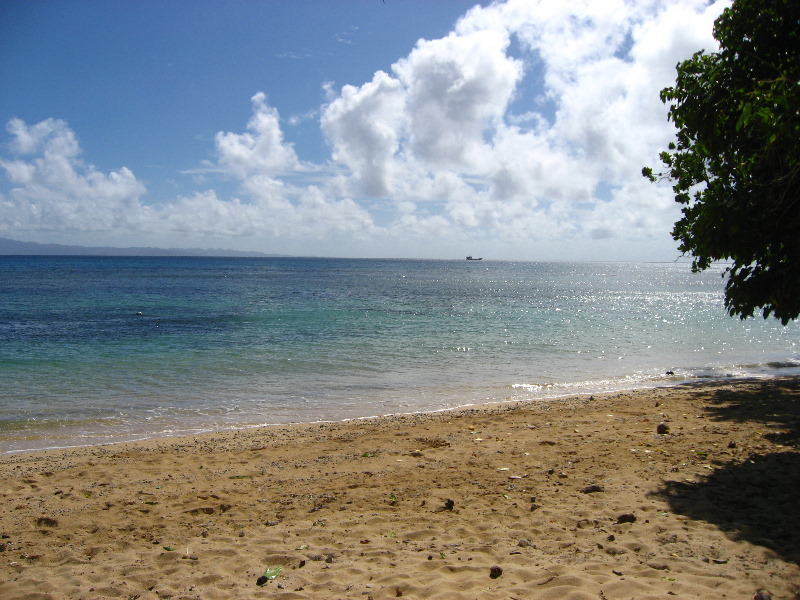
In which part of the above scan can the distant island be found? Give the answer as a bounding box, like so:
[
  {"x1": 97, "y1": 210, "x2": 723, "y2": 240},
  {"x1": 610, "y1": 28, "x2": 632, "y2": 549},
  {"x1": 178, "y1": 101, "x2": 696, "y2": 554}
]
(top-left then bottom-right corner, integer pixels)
[{"x1": 0, "y1": 237, "x2": 284, "y2": 258}]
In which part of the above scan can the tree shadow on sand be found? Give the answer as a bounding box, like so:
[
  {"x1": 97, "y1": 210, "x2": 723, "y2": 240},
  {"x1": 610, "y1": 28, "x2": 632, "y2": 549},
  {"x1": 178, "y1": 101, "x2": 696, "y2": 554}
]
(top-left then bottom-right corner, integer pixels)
[{"x1": 653, "y1": 377, "x2": 800, "y2": 564}]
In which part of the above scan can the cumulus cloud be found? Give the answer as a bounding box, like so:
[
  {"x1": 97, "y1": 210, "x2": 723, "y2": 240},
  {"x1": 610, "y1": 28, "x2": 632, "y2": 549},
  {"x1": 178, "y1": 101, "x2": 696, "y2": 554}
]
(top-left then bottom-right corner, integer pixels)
[
  {"x1": 395, "y1": 27, "x2": 522, "y2": 170},
  {"x1": 0, "y1": 0, "x2": 729, "y2": 257},
  {"x1": 0, "y1": 118, "x2": 147, "y2": 231},
  {"x1": 215, "y1": 92, "x2": 302, "y2": 178},
  {"x1": 314, "y1": 0, "x2": 727, "y2": 254},
  {"x1": 321, "y1": 71, "x2": 406, "y2": 197}
]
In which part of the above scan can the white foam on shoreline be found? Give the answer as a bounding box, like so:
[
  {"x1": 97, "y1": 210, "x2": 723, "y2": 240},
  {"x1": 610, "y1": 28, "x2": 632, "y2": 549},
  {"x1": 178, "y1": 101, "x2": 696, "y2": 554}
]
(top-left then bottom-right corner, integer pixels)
[{"x1": 5, "y1": 370, "x2": 799, "y2": 456}]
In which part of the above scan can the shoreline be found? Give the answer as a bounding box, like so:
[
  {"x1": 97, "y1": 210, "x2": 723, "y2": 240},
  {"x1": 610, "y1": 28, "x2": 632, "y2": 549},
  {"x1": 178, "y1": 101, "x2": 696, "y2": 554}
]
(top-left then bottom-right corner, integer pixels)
[
  {"x1": 1, "y1": 377, "x2": 799, "y2": 599},
  {"x1": 5, "y1": 372, "x2": 798, "y2": 457}
]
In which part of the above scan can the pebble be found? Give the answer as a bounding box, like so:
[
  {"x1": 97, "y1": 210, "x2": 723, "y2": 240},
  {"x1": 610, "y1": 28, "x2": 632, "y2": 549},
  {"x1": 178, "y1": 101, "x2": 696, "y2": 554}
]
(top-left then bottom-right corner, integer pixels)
[
  {"x1": 616, "y1": 513, "x2": 637, "y2": 524},
  {"x1": 581, "y1": 484, "x2": 605, "y2": 494}
]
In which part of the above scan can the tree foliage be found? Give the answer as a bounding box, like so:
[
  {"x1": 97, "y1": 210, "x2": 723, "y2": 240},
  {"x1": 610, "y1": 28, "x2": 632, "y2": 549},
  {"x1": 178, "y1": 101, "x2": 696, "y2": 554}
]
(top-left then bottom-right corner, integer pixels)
[{"x1": 644, "y1": 0, "x2": 800, "y2": 324}]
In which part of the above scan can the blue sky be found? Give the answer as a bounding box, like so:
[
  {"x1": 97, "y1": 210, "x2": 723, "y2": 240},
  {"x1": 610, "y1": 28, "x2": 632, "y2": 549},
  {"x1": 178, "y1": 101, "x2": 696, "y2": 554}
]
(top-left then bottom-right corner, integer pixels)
[{"x1": 0, "y1": 0, "x2": 728, "y2": 259}]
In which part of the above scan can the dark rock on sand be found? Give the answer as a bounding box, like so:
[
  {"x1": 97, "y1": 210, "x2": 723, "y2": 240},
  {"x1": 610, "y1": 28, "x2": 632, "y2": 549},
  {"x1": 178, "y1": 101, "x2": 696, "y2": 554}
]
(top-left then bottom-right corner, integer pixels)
[{"x1": 582, "y1": 484, "x2": 605, "y2": 494}]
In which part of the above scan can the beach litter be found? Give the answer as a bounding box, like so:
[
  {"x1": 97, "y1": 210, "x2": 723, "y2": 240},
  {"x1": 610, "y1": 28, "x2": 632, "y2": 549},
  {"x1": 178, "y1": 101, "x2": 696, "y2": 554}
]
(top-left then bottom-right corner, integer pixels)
[{"x1": 256, "y1": 566, "x2": 282, "y2": 586}]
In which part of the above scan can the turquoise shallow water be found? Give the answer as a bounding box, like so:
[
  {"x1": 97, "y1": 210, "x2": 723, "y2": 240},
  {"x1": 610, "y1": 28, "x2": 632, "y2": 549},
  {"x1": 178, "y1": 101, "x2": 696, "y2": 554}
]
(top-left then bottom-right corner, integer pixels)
[{"x1": 1, "y1": 256, "x2": 798, "y2": 453}]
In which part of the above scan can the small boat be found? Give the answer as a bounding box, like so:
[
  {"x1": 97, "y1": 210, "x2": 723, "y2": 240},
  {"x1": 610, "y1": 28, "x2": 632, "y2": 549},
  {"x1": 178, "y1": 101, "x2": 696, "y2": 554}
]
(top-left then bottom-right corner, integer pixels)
[{"x1": 466, "y1": 256, "x2": 483, "y2": 261}]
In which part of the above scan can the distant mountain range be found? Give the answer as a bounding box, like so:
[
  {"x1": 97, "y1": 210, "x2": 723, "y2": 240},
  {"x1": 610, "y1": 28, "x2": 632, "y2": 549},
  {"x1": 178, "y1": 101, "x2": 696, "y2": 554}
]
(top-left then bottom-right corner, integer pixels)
[{"x1": 0, "y1": 237, "x2": 283, "y2": 257}]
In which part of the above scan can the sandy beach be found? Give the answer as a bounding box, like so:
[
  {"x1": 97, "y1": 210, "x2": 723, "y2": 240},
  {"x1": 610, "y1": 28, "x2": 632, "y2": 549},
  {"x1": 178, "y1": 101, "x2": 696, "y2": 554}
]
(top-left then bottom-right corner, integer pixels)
[{"x1": 1, "y1": 378, "x2": 799, "y2": 600}]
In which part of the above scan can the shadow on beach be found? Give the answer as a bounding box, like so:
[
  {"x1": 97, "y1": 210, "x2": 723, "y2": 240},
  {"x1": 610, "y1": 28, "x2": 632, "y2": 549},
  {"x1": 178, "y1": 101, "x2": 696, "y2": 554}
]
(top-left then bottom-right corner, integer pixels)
[{"x1": 655, "y1": 377, "x2": 800, "y2": 564}]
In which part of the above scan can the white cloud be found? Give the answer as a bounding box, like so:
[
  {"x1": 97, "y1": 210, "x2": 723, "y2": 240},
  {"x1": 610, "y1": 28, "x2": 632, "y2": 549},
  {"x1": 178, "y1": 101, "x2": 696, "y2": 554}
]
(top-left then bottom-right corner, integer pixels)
[
  {"x1": 0, "y1": 118, "x2": 147, "y2": 231},
  {"x1": 215, "y1": 92, "x2": 302, "y2": 178},
  {"x1": 0, "y1": 109, "x2": 378, "y2": 244},
  {"x1": 320, "y1": 70, "x2": 406, "y2": 197},
  {"x1": 0, "y1": 0, "x2": 730, "y2": 258},
  {"x1": 394, "y1": 27, "x2": 522, "y2": 171},
  {"x1": 312, "y1": 0, "x2": 727, "y2": 254}
]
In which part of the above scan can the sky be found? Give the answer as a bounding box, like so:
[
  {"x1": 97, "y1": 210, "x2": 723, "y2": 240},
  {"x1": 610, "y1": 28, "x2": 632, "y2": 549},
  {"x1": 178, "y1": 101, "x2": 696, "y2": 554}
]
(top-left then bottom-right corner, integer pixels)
[{"x1": 0, "y1": 0, "x2": 729, "y2": 260}]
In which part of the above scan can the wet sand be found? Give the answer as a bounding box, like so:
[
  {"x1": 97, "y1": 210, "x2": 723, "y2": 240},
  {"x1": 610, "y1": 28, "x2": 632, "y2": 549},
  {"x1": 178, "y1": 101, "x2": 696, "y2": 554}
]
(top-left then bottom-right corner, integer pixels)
[{"x1": 1, "y1": 377, "x2": 799, "y2": 599}]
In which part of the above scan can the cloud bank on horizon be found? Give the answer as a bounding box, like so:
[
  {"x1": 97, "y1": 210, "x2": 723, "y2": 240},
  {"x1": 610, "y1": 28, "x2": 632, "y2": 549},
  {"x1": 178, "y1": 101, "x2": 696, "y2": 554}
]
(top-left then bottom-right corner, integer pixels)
[{"x1": 0, "y1": 0, "x2": 728, "y2": 260}]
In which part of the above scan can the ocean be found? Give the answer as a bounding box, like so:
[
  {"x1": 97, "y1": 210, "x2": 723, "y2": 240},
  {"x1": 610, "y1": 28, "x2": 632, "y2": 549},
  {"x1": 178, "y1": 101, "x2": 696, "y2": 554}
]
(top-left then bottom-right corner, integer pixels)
[{"x1": 1, "y1": 256, "x2": 798, "y2": 454}]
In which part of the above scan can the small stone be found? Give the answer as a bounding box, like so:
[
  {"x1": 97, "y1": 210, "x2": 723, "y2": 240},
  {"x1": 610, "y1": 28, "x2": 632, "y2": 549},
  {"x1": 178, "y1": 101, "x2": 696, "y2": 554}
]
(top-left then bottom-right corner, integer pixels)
[
  {"x1": 581, "y1": 484, "x2": 604, "y2": 494},
  {"x1": 728, "y1": 440, "x2": 737, "y2": 449},
  {"x1": 517, "y1": 539, "x2": 533, "y2": 548},
  {"x1": 616, "y1": 513, "x2": 637, "y2": 524},
  {"x1": 753, "y1": 591, "x2": 772, "y2": 600},
  {"x1": 656, "y1": 422, "x2": 670, "y2": 435},
  {"x1": 489, "y1": 565, "x2": 503, "y2": 579}
]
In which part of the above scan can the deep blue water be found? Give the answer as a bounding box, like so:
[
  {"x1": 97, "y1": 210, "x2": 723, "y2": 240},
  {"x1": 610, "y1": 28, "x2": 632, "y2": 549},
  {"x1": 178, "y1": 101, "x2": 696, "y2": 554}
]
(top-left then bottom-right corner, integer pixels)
[{"x1": 1, "y1": 256, "x2": 798, "y2": 453}]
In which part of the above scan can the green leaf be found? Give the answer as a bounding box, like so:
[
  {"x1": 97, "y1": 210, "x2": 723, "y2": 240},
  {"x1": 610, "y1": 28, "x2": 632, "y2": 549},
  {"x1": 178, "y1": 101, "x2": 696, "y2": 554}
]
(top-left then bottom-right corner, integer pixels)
[{"x1": 735, "y1": 103, "x2": 752, "y2": 131}]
